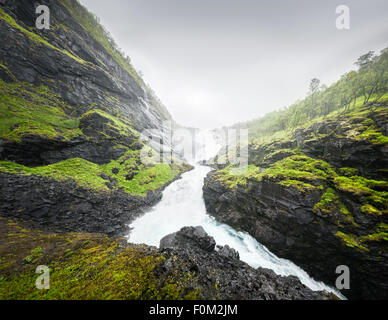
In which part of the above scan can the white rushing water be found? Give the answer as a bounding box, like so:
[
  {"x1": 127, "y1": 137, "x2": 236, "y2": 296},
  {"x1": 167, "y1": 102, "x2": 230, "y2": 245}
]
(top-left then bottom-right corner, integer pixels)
[{"x1": 127, "y1": 130, "x2": 344, "y2": 298}]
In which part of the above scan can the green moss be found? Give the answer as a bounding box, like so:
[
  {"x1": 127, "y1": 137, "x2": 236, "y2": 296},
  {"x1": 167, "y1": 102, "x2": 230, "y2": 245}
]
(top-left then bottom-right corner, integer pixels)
[
  {"x1": 100, "y1": 148, "x2": 189, "y2": 196},
  {"x1": 261, "y1": 155, "x2": 337, "y2": 183},
  {"x1": 24, "y1": 247, "x2": 43, "y2": 264},
  {"x1": 338, "y1": 167, "x2": 358, "y2": 177},
  {"x1": 314, "y1": 188, "x2": 338, "y2": 214},
  {"x1": 313, "y1": 188, "x2": 358, "y2": 227},
  {"x1": 0, "y1": 8, "x2": 86, "y2": 65},
  {"x1": 0, "y1": 149, "x2": 188, "y2": 196},
  {"x1": 121, "y1": 163, "x2": 180, "y2": 196},
  {"x1": 334, "y1": 176, "x2": 388, "y2": 212},
  {"x1": 361, "y1": 204, "x2": 382, "y2": 216},
  {"x1": 215, "y1": 165, "x2": 261, "y2": 188},
  {"x1": 376, "y1": 223, "x2": 388, "y2": 233},
  {"x1": 278, "y1": 180, "x2": 317, "y2": 192},
  {"x1": 216, "y1": 155, "x2": 336, "y2": 191},
  {"x1": 335, "y1": 232, "x2": 369, "y2": 252},
  {"x1": 80, "y1": 109, "x2": 138, "y2": 138},
  {"x1": 0, "y1": 61, "x2": 17, "y2": 81},
  {"x1": 355, "y1": 126, "x2": 388, "y2": 145},
  {"x1": 0, "y1": 218, "x2": 203, "y2": 300},
  {"x1": 0, "y1": 81, "x2": 83, "y2": 142},
  {"x1": 0, "y1": 158, "x2": 111, "y2": 192},
  {"x1": 360, "y1": 232, "x2": 388, "y2": 243},
  {"x1": 335, "y1": 222, "x2": 388, "y2": 252}
]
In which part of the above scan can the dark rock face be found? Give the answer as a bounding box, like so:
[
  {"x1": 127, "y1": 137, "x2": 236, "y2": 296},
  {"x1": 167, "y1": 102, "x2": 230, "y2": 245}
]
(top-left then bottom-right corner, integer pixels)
[
  {"x1": 0, "y1": 0, "x2": 173, "y2": 166},
  {"x1": 217, "y1": 244, "x2": 240, "y2": 260},
  {"x1": 296, "y1": 129, "x2": 388, "y2": 181},
  {"x1": 0, "y1": 172, "x2": 170, "y2": 237},
  {"x1": 0, "y1": 136, "x2": 85, "y2": 166},
  {"x1": 203, "y1": 172, "x2": 388, "y2": 300},
  {"x1": 0, "y1": 134, "x2": 131, "y2": 167},
  {"x1": 160, "y1": 226, "x2": 216, "y2": 252},
  {"x1": 0, "y1": 0, "x2": 171, "y2": 128},
  {"x1": 158, "y1": 227, "x2": 335, "y2": 300}
]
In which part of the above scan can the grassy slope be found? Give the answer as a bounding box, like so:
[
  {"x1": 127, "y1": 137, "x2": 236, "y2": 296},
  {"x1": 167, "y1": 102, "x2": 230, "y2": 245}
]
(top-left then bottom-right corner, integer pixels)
[
  {"x1": 0, "y1": 80, "x2": 83, "y2": 143},
  {"x1": 0, "y1": 218, "x2": 200, "y2": 300},
  {"x1": 0, "y1": 80, "x2": 188, "y2": 196},
  {"x1": 249, "y1": 93, "x2": 388, "y2": 146},
  {"x1": 0, "y1": 157, "x2": 185, "y2": 196}
]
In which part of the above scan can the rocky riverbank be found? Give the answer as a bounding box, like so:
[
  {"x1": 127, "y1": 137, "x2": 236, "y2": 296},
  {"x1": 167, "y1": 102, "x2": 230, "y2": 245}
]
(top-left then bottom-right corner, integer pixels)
[
  {"x1": 0, "y1": 220, "x2": 336, "y2": 300},
  {"x1": 0, "y1": 169, "x2": 189, "y2": 238},
  {"x1": 203, "y1": 105, "x2": 388, "y2": 300}
]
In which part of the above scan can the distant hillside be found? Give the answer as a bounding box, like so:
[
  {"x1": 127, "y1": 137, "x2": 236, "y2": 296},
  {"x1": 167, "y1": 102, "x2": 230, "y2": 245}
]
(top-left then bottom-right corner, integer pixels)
[{"x1": 232, "y1": 47, "x2": 388, "y2": 144}]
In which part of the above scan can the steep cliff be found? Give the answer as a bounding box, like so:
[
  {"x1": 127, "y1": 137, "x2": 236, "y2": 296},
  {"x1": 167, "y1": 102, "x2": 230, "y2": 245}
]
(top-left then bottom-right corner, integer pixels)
[
  {"x1": 204, "y1": 105, "x2": 388, "y2": 299},
  {"x1": 0, "y1": 0, "x2": 192, "y2": 235},
  {"x1": 0, "y1": 0, "x2": 175, "y2": 164}
]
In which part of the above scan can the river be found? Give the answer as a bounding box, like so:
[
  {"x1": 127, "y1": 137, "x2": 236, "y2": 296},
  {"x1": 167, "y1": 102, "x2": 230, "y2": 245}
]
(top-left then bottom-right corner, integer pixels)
[{"x1": 127, "y1": 130, "x2": 344, "y2": 297}]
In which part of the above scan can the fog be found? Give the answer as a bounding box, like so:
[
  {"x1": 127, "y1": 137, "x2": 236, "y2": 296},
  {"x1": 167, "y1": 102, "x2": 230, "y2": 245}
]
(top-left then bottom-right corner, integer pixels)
[{"x1": 79, "y1": 0, "x2": 388, "y2": 128}]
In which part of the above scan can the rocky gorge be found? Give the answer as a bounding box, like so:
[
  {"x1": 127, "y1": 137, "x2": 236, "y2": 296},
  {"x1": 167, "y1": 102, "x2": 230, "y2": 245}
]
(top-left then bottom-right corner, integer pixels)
[
  {"x1": 0, "y1": 0, "x2": 338, "y2": 300},
  {"x1": 203, "y1": 105, "x2": 388, "y2": 300},
  {"x1": 0, "y1": 0, "x2": 386, "y2": 301}
]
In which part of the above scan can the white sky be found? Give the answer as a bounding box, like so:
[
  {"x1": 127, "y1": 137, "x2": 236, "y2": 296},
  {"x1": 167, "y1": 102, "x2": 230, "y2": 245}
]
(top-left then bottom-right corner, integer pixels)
[{"x1": 79, "y1": 0, "x2": 388, "y2": 129}]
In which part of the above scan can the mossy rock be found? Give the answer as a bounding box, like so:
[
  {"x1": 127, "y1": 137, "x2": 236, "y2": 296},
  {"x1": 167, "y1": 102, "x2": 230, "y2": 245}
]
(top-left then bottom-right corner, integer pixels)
[{"x1": 0, "y1": 218, "x2": 201, "y2": 300}]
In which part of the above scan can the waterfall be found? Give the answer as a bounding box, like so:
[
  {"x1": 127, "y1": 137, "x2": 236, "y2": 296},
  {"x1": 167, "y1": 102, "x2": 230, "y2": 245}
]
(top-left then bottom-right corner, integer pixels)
[{"x1": 127, "y1": 129, "x2": 345, "y2": 298}]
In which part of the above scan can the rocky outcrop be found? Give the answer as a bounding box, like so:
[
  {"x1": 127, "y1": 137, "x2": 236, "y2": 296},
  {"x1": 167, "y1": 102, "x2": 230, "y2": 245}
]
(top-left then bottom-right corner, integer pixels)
[
  {"x1": 159, "y1": 226, "x2": 335, "y2": 300},
  {"x1": 0, "y1": 171, "x2": 185, "y2": 238},
  {"x1": 247, "y1": 107, "x2": 388, "y2": 180},
  {"x1": 295, "y1": 110, "x2": 388, "y2": 180},
  {"x1": 160, "y1": 226, "x2": 240, "y2": 259},
  {"x1": 217, "y1": 244, "x2": 240, "y2": 260},
  {"x1": 160, "y1": 226, "x2": 216, "y2": 252},
  {"x1": 203, "y1": 168, "x2": 388, "y2": 300},
  {"x1": 203, "y1": 106, "x2": 388, "y2": 300}
]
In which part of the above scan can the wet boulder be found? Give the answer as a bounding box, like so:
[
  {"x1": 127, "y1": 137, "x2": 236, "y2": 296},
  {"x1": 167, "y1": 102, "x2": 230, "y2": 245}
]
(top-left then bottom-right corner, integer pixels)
[{"x1": 160, "y1": 226, "x2": 216, "y2": 252}]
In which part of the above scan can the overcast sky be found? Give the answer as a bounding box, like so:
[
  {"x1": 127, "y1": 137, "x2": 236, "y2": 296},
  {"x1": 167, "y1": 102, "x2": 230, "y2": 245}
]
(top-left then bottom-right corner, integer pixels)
[{"x1": 79, "y1": 0, "x2": 388, "y2": 129}]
